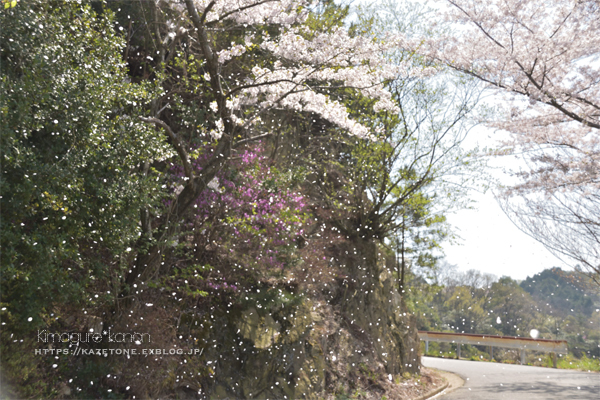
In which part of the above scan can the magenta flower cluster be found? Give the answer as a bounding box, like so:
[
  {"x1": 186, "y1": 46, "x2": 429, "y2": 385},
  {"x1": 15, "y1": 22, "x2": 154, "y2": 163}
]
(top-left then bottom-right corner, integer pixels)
[
  {"x1": 207, "y1": 281, "x2": 237, "y2": 291},
  {"x1": 170, "y1": 144, "x2": 307, "y2": 274}
]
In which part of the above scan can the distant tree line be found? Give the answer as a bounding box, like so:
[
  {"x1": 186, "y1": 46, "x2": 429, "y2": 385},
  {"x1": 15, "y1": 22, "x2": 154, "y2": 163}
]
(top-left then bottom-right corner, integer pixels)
[{"x1": 405, "y1": 265, "x2": 600, "y2": 363}]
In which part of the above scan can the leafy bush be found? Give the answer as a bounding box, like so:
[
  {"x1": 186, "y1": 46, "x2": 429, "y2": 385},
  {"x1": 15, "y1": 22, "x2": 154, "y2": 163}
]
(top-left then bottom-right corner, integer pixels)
[{"x1": 1, "y1": 0, "x2": 169, "y2": 329}]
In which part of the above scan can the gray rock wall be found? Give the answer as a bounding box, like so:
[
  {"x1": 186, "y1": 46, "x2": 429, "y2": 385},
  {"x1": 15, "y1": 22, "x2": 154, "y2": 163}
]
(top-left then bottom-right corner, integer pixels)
[{"x1": 182, "y1": 240, "x2": 420, "y2": 399}]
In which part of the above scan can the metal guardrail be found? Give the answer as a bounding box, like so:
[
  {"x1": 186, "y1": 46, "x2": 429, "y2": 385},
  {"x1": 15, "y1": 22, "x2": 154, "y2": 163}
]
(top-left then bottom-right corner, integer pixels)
[{"x1": 418, "y1": 331, "x2": 568, "y2": 367}]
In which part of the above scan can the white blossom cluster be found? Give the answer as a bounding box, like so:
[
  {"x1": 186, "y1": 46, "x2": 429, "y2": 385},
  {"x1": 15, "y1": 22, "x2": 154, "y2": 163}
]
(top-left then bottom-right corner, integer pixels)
[
  {"x1": 237, "y1": 25, "x2": 404, "y2": 138},
  {"x1": 169, "y1": 0, "x2": 422, "y2": 140},
  {"x1": 408, "y1": 0, "x2": 599, "y2": 193}
]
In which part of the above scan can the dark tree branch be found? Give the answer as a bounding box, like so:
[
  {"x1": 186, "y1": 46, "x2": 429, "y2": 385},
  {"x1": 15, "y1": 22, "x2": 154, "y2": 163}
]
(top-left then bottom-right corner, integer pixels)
[
  {"x1": 139, "y1": 117, "x2": 195, "y2": 181},
  {"x1": 233, "y1": 133, "x2": 272, "y2": 148}
]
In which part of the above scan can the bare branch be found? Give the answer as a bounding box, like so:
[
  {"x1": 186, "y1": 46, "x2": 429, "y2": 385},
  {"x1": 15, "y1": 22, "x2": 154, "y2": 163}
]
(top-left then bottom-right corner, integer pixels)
[{"x1": 233, "y1": 133, "x2": 272, "y2": 148}]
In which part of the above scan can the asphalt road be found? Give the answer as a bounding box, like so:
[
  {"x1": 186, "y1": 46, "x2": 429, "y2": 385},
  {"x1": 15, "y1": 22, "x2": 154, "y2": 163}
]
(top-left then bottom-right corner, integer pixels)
[{"x1": 422, "y1": 356, "x2": 599, "y2": 399}]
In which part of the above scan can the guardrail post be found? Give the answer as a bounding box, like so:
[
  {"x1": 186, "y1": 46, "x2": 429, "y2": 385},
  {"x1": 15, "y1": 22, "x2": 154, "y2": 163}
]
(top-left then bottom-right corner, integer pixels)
[
  {"x1": 520, "y1": 349, "x2": 526, "y2": 365},
  {"x1": 425, "y1": 340, "x2": 429, "y2": 354},
  {"x1": 489, "y1": 346, "x2": 493, "y2": 360},
  {"x1": 457, "y1": 343, "x2": 461, "y2": 359},
  {"x1": 552, "y1": 352, "x2": 557, "y2": 368}
]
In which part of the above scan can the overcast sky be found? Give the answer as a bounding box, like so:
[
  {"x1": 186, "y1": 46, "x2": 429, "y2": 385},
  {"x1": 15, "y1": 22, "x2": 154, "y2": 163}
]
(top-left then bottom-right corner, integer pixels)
[
  {"x1": 442, "y1": 190, "x2": 568, "y2": 281},
  {"x1": 441, "y1": 125, "x2": 569, "y2": 281}
]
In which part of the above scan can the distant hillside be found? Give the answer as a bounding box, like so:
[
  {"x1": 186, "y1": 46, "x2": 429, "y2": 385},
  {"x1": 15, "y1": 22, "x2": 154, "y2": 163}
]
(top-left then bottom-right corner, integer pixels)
[
  {"x1": 409, "y1": 265, "x2": 600, "y2": 362},
  {"x1": 520, "y1": 268, "x2": 599, "y2": 317}
]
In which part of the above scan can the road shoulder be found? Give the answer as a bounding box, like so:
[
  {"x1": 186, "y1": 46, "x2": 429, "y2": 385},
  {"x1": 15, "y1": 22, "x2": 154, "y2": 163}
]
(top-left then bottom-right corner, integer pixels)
[{"x1": 420, "y1": 368, "x2": 464, "y2": 399}]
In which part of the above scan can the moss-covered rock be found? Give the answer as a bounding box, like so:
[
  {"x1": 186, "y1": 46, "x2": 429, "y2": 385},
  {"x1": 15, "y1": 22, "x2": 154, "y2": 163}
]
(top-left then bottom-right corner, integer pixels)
[
  {"x1": 182, "y1": 240, "x2": 420, "y2": 399},
  {"x1": 237, "y1": 307, "x2": 281, "y2": 350}
]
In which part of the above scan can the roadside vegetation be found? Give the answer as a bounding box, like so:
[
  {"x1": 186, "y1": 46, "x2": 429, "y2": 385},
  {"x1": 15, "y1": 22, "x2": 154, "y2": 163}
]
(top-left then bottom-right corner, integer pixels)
[
  {"x1": 1, "y1": 0, "x2": 597, "y2": 398},
  {"x1": 0, "y1": 1, "x2": 477, "y2": 398},
  {"x1": 410, "y1": 265, "x2": 600, "y2": 372}
]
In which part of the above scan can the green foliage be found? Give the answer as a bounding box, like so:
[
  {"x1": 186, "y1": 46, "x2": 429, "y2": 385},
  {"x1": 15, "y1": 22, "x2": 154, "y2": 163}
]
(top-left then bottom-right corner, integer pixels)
[
  {"x1": 0, "y1": 334, "x2": 53, "y2": 398},
  {"x1": 147, "y1": 263, "x2": 210, "y2": 298},
  {"x1": 520, "y1": 268, "x2": 600, "y2": 359},
  {"x1": 239, "y1": 286, "x2": 305, "y2": 318},
  {"x1": 416, "y1": 265, "x2": 600, "y2": 368},
  {"x1": 0, "y1": 0, "x2": 492, "y2": 397},
  {"x1": 2, "y1": 0, "x2": 17, "y2": 9},
  {"x1": 0, "y1": 0, "x2": 170, "y2": 328},
  {"x1": 404, "y1": 276, "x2": 443, "y2": 331},
  {"x1": 556, "y1": 354, "x2": 600, "y2": 372},
  {"x1": 304, "y1": 0, "x2": 349, "y2": 33},
  {"x1": 442, "y1": 286, "x2": 487, "y2": 333},
  {"x1": 486, "y1": 277, "x2": 539, "y2": 337},
  {"x1": 521, "y1": 268, "x2": 598, "y2": 317}
]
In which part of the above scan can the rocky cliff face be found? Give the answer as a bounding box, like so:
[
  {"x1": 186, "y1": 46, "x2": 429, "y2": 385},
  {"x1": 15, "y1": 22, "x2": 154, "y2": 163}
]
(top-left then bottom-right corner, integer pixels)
[
  {"x1": 182, "y1": 239, "x2": 420, "y2": 399},
  {"x1": 37, "y1": 239, "x2": 419, "y2": 399}
]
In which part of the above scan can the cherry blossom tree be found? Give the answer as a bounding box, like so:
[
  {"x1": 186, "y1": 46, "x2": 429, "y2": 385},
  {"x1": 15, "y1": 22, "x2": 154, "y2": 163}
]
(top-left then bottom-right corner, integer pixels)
[
  {"x1": 125, "y1": 0, "x2": 423, "y2": 287},
  {"x1": 408, "y1": 0, "x2": 599, "y2": 280}
]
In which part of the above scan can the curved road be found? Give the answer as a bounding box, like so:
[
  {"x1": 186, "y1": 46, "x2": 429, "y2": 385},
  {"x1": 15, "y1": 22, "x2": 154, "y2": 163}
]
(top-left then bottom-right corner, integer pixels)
[{"x1": 422, "y1": 356, "x2": 599, "y2": 399}]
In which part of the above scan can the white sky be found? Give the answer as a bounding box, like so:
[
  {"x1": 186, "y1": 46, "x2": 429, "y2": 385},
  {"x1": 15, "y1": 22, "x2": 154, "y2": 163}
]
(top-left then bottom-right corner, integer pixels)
[
  {"x1": 442, "y1": 190, "x2": 568, "y2": 282},
  {"x1": 441, "y1": 126, "x2": 569, "y2": 282}
]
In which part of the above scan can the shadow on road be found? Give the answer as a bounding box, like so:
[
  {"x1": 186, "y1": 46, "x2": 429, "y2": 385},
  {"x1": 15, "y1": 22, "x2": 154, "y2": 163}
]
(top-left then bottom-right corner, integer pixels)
[{"x1": 480, "y1": 379, "x2": 596, "y2": 399}]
